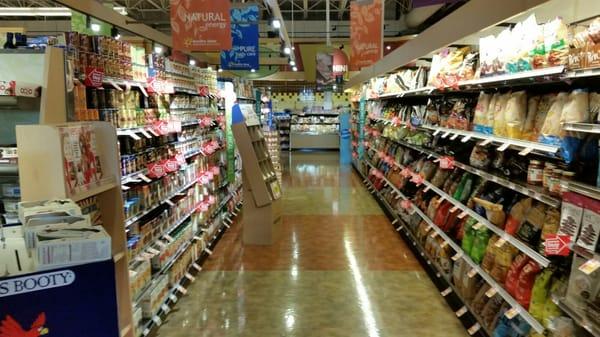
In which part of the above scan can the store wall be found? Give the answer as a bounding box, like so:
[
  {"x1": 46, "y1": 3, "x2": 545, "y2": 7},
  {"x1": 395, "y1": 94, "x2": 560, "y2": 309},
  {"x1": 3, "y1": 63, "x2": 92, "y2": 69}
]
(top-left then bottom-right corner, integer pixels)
[{"x1": 272, "y1": 92, "x2": 350, "y2": 112}]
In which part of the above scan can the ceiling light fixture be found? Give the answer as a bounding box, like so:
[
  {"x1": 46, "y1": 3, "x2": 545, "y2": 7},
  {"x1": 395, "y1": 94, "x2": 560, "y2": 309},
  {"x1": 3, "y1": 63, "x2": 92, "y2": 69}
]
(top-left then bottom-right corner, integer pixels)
[
  {"x1": 218, "y1": 68, "x2": 223, "y2": 73},
  {"x1": 91, "y1": 23, "x2": 101, "y2": 32},
  {"x1": 250, "y1": 69, "x2": 256, "y2": 73},
  {"x1": 271, "y1": 19, "x2": 281, "y2": 29},
  {"x1": 289, "y1": 60, "x2": 296, "y2": 67},
  {"x1": 292, "y1": 66, "x2": 298, "y2": 72},
  {"x1": 154, "y1": 45, "x2": 163, "y2": 54},
  {"x1": 113, "y1": 6, "x2": 127, "y2": 15},
  {"x1": 189, "y1": 59, "x2": 196, "y2": 66},
  {"x1": 386, "y1": 45, "x2": 391, "y2": 50},
  {"x1": 0, "y1": 7, "x2": 72, "y2": 16},
  {"x1": 283, "y1": 46, "x2": 291, "y2": 55}
]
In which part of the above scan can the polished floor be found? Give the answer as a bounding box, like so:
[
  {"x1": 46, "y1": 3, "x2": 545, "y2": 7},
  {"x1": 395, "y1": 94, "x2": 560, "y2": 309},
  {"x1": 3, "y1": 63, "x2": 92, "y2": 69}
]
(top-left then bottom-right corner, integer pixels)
[{"x1": 158, "y1": 152, "x2": 468, "y2": 337}]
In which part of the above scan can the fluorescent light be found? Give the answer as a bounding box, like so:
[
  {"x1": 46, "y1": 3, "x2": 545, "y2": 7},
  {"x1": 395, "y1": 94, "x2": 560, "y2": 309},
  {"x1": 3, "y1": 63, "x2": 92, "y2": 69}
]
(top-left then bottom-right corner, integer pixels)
[
  {"x1": 115, "y1": 34, "x2": 121, "y2": 40},
  {"x1": 283, "y1": 46, "x2": 291, "y2": 55},
  {"x1": 113, "y1": 6, "x2": 127, "y2": 15},
  {"x1": 154, "y1": 45, "x2": 163, "y2": 54},
  {"x1": 333, "y1": 85, "x2": 337, "y2": 90},
  {"x1": 272, "y1": 19, "x2": 281, "y2": 29},
  {"x1": 386, "y1": 45, "x2": 391, "y2": 50},
  {"x1": 0, "y1": 7, "x2": 72, "y2": 16},
  {"x1": 292, "y1": 66, "x2": 298, "y2": 72},
  {"x1": 189, "y1": 59, "x2": 196, "y2": 66},
  {"x1": 289, "y1": 60, "x2": 296, "y2": 67},
  {"x1": 250, "y1": 69, "x2": 256, "y2": 73},
  {"x1": 91, "y1": 23, "x2": 101, "y2": 32}
]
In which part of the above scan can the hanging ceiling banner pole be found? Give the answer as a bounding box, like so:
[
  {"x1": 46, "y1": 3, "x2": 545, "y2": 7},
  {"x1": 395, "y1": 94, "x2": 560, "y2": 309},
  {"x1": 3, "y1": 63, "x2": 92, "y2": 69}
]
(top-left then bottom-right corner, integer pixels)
[{"x1": 326, "y1": 0, "x2": 331, "y2": 46}]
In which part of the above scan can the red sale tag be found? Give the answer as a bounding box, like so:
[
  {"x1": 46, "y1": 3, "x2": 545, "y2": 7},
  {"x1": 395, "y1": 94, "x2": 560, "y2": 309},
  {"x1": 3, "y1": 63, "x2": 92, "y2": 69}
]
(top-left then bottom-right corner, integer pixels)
[
  {"x1": 84, "y1": 67, "x2": 104, "y2": 88},
  {"x1": 401, "y1": 167, "x2": 412, "y2": 178},
  {"x1": 544, "y1": 234, "x2": 571, "y2": 256},
  {"x1": 197, "y1": 85, "x2": 210, "y2": 96},
  {"x1": 439, "y1": 156, "x2": 455, "y2": 170},
  {"x1": 147, "y1": 162, "x2": 166, "y2": 178},
  {"x1": 200, "y1": 203, "x2": 209, "y2": 212},
  {"x1": 175, "y1": 153, "x2": 186, "y2": 166},
  {"x1": 164, "y1": 158, "x2": 179, "y2": 173},
  {"x1": 153, "y1": 120, "x2": 170, "y2": 135},
  {"x1": 199, "y1": 175, "x2": 210, "y2": 184},
  {"x1": 410, "y1": 173, "x2": 424, "y2": 186}
]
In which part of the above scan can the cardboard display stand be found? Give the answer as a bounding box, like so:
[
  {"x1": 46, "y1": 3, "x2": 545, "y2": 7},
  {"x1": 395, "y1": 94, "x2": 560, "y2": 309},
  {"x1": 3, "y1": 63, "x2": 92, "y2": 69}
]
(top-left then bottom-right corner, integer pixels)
[{"x1": 231, "y1": 103, "x2": 281, "y2": 245}]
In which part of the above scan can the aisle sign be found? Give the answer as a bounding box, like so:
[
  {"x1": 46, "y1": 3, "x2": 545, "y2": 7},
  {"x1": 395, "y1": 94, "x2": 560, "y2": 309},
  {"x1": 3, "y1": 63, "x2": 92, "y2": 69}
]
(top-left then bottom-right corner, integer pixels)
[
  {"x1": 0, "y1": 260, "x2": 119, "y2": 337},
  {"x1": 170, "y1": 0, "x2": 232, "y2": 51},
  {"x1": 544, "y1": 234, "x2": 571, "y2": 256},
  {"x1": 84, "y1": 67, "x2": 104, "y2": 88},
  {"x1": 220, "y1": 5, "x2": 259, "y2": 70},
  {"x1": 350, "y1": 0, "x2": 383, "y2": 70}
]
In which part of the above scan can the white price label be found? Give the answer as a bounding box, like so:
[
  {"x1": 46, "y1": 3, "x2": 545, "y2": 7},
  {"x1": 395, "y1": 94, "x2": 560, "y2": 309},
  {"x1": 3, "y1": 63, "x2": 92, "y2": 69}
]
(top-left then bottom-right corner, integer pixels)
[
  {"x1": 204, "y1": 248, "x2": 213, "y2": 255},
  {"x1": 152, "y1": 315, "x2": 162, "y2": 326},
  {"x1": 142, "y1": 328, "x2": 150, "y2": 336},
  {"x1": 391, "y1": 219, "x2": 398, "y2": 225},
  {"x1": 455, "y1": 306, "x2": 468, "y2": 317},
  {"x1": 442, "y1": 131, "x2": 451, "y2": 138},
  {"x1": 128, "y1": 131, "x2": 142, "y2": 140},
  {"x1": 468, "y1": 323, "x2": 481, "y2": 335},
  {"x1": 140, "y1": 129, "x2": 152, "y2": 139},
  {"x1": 164, "y1": 234, "x2": 175, "y2": 242},
  {"x1": 433, "y1": 129, "x2": 441, "y2": 136},
  {"x1": 497, "y1": 142, "x2": 510, "y2": 152},
  {"x1": 452, "y1": 252, "x2": 463, "y2": 261},
  {"x1": 137, "y1": 173, "x2": 152, "y2": 183},
  {"x1": 396, "y1": 226, "x2": 403, "y2": 232},
  {"x1": 192, "y1": 263, "x2": 202, "y2": 272},
  {"x1": 518, "y1": 147, "x2": 533, "y2": 156},
  {"x1": 148, "y1": 129, "x2": 160, "y2": 137},
  {"x1": 450, "y1": 133, "x2": 459, "y2": 140},
  {"x1": 485, "y1": 287, "x2": 498, "y2": 298},
  {"x1": 495, "y1": 238, "x2": 507, "y2": 248},
  {"x1": 441, "y1": 287, "x2": 453, "y2": 297},
  {"x1": 177, "y1": 285, "x2": 188, "y2": 295},
  {"x1": 479, "y1": 139, "x2": 493, "y2": 146},
  {"x1": 473, "y1": 222, "x2": 484, "y2": 230},
  {"x1": 224, "y1": 223, "x2": 231, "y2": 229},
  {"x1": 193, "y1": 235, "x2": 203, "y2": 241},
  {"x1": 579, "y1": 258, "x2": 600, "y2": 275},
  {"x1": 169, "y1": 294, "x2": 178, "y2": 303},
  {"x1": 505, "y1": 307, "x2": 520, "y2": 319},
  {"x1": 424, "y1": 186, "x2": 431, "y2": 192},
  {"x1": 461, "y1": 135, "x2": 472, "y2": 143},
  {"x1": 155, "y1": 241, "x2": 167, "y2": 248},
  {"x1": 185, "y1": 272, "x2": 196, "y2": 282},
  {"x1": 147, "y1": 247, "x2": 160, "y2": 255},
  {"x1": 468, "y1": 268, "x2": 478, "y2": 278},
  {"x1": 121, "y1": 185, "x2": 131, "y2": 191},
  {"x1": 450, "y1": 206, "x2": 459, "y2": 213},
  {"x1": 161, "y1": 303, "x2": 170, "y2": 314},
  {"x1": 440, "y1": 241, "x2": 449, "y2": 248},
  {"x1": 165, "y1": 199, "x2": 176, "y2": 207},
  {"x1": 430, "y1": 231, "x2": 439, "y2": 238}
]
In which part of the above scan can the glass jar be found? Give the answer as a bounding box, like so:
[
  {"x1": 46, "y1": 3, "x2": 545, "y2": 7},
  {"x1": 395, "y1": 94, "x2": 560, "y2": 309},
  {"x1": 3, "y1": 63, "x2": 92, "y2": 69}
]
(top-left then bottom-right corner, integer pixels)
[
  {"x1": 542, "y1": 162, "x2": 555, "y2": 190},
  {"x1": 549, "y1": 169, "x2": 563, "y2": 196},
  {"x1": 528, "y1": 160, "x2": 544, "y2": 185}
]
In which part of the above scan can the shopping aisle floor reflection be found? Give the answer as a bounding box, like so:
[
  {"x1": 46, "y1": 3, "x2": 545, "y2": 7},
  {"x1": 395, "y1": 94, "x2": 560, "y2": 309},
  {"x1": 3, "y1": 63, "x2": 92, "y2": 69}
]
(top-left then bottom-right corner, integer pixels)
[{"x1": 158, "y1": 152, "x2": 468, "y2": 337}]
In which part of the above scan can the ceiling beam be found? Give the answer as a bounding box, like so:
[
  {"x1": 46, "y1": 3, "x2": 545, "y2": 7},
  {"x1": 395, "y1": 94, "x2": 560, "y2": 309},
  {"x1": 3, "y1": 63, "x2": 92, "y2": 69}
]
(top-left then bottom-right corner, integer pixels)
[
  {"x1": 338, "y1": 0, "x2": 348, "y2": 20},
  {"x1": 346, "y1": 0, "x2": 550, "y2": 88},
  {"x1": 303, "y1": 0, "x2": 308, "y2": 19}
]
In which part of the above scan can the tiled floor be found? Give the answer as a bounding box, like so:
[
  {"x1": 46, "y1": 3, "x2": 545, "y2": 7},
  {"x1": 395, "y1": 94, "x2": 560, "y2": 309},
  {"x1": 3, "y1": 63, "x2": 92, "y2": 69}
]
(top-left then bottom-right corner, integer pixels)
[{"x1": 158, "y1": 151, "x2": 468, "y2": 337}]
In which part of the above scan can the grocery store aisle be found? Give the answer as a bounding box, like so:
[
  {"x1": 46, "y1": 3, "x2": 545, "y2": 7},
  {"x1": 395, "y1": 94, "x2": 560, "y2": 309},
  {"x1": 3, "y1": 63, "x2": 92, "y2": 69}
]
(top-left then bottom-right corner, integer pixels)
[{"x1": 158, "y1": 152, "x2": 468, "y2": 337}]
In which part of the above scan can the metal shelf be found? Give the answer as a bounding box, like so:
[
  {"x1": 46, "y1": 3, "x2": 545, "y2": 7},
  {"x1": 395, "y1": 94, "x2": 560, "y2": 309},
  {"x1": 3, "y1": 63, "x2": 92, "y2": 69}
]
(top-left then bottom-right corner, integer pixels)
[
  {"x1": 561, "y1": 180, "x2": 600, "y2": 201},
  {"x1": 562, "y1": 122, "x2": 600, "y2": 134},
  {"x1": 364, "y1": 157, "x2": 551, "y2": 268},
  {"x1": 420, "y1": 125, "x2": 560, "y2": 155},
  {"x1": 363, "y1": 159, "x2": 545, "y2": 333},
  {"x1": 376, "y1": 137, "x2": 561, "y2": 208},
  {"x1": 555, "y1": 297, "x2": 600, "y2": 337}
]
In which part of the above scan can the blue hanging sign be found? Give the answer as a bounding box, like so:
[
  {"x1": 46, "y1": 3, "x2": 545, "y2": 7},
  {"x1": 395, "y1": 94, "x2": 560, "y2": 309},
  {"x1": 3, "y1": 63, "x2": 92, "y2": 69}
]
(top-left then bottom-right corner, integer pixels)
[{"x1": 220, "y1": 5, "x2": 259, "y2": 70}]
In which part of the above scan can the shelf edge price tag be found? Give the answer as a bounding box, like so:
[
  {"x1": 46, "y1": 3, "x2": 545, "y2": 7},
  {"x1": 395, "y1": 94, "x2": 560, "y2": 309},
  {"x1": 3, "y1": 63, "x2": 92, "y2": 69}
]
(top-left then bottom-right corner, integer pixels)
[
  {"x1": 518, "y1": 147, "x2": 533, "y2": 156},
  {"x1": 450, "y1": 206, "x2": 459, "y2": 213},
  {"x1": 152, "y1": 315, "x2": 162, "y2": 326},
  {"x1": 441, "y1": 131, "x2": 452, "y2": 138},
  {"x1": 169, "y1": 293, "x2": 178, "y2": 303},
  {"x1": 430, "y1": 231, "x2": 439, "y2": 239},
  {"x1": 467, "y1": 268, "x2": 478, "y2": 278},
  {"x1": 579, "y1": 258, "x2": 600, "y2": 275},
  {"x1": 440, "y1": 241, "x2": 449, "y2": 248},
  {"x1": 497, "y1": 142, "x2": 511, "y2": 152},
  {"x1": 452, "y1": 253, "x2": 463, "y2": 261},
  {"x1": 461, "y1": 134, "x2": 472, "y2": 143},
  {"x1": 486, "y1": 287, "x2": 498, "y2": 298},
  {"x1": 479, "y1": 139, "x2": 493, "y2": 146},
  {"x1": 192, "y1": 263, "x2": 202, "y2": 272},
  {"x1": 140, "y1": 129, "x2": 152, "y2": 139},
  {"x1": 164, "y1": 234, "x2": 175, "y2": 243},
  {"x1": 161, "y1": 303, "x2": 170, "y2": 314},
  {"x1": 468, "y1": 323, "x2": 481, "y2": 335},
  {"x1": 505, "y1": 307, "x2": 520, "y2": 319},
  {"x1": 138, "y1": 173, "x2": 152, "y2": 183},
  {"x1": 128, "y1": 131, "x2": 142, "y2": 140},
  {"x1": 142, "y1": 328, "x2": 150, "y2": 336},
  {"x1": 185, "y1": 272, "x2": 196, "y2": 282},
  {"x1": 441, "y1": 287, "x2": 453, "y2": 297},
  {"x1": 177, "y1": 285, "x2": 188, "y2": 295},
  {"x1": 455, "y1": 306, "x2": 467, "y2": 317},
  {"x1": 450, "y1": 133, "x2": 459, "y2": 140},
  {"x1": 204, "y1": 248, "x2": 213, "y2": 255}
]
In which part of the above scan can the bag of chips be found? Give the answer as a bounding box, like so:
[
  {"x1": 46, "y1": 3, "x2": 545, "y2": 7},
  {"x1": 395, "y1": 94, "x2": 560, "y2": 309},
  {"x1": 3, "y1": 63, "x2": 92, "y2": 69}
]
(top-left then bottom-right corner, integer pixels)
[
  {"x1": 505, "y1": 254, "x2": 530, "y2": 296},
  {"x1": 529, "y1": 268, "x2": 554, "y2": 322},
  {"x1": 515, "y1": 260, "x2": 542, "y2": 309},
  {"x1": 473, "y1": 92, "x2": 493, "y2": 134}
]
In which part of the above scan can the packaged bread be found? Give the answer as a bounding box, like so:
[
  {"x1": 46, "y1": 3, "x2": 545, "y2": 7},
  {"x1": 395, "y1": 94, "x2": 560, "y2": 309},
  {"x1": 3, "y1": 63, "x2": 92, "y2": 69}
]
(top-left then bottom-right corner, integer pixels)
[
  {"x1": 505, "y1": 90, "x2": 528, "y2": 139},
  {"x1": 473, "y1": 92, "x2": 492, "y2": 134},
  {"x1": 540, "y1": 92, "x2": 567, "y2": 138},
  {"x1": 523, "y1": 95, "x2": 540, "y2": 140},
  {"x1": 493, "y1": 92, "x2": 511, "y2": 137}
]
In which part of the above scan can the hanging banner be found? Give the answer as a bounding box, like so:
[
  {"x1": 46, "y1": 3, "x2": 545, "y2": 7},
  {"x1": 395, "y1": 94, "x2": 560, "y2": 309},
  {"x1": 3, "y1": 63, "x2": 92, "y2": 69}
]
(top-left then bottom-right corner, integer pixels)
[
  {"x1": 220, "y1": 5, "x2": 260, "y2": 70},
  {"x1": 350, "y1": 0, "x2": 383, "y2": 71},
  {"x1": 170, "y1": 0, "x2": 232, "y2": 51},
  {"x1": 316, "y1": 52, "x2": 335, "y2": 86}
]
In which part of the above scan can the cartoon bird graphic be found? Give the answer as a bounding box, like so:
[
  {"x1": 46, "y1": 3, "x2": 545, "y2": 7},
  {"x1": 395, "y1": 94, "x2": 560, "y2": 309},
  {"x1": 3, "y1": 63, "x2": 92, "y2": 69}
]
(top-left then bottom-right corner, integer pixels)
[{"x1": 0, "y1": 313, "x2": 49, "y2": 337}]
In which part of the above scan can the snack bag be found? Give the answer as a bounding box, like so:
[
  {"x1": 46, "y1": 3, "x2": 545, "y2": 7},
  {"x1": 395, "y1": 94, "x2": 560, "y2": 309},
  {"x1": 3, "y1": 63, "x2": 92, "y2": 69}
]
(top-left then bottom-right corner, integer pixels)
[
  {"x1": 505, "y1": 91, "x2": 528, "y2": 139},
  {"x1": 544, "y1": 17, "x2": 569, "y2": 67},
  {"x1": 505, "y1": 254, "x2": 530, "y2": 296},
  {"x1": 481, "y1": 235, "x2": 500, "y2": 273},
  {"x1": 540, "y1": 91, "x2": 567, "y2": 143},
  {"x1": 493, "y1": 92, "x2": 511, "y2": 137},
  {"x1": 479, "y1": 35, "x2": 498, "y2": 77},
  {"x1": 515, "y1": 260, "x2": 542, "y2": 309},
  {"x1": 531, "y1": 94, "x2": 555, "y2": 141},
  {"x1": 505, "y1": 197, "x2": 532, "y2": 235},
  {"x1": 529, "y1": 268, "x2": 554, "y2": 322},
  {"x1": 522, "y1": 95, "x2": 540, "y2": 140},
  {"x1": 473, "y1": 92, "x2": 493, "y2": 134},
  {"x1": 560, "y1": 89, "x2": 590, "y2": 163},
  {"x1": 471, "y1": 227, "x2": 491, "y2": 264},
  {"x1": 461, "y1": 217, "x2": 478, "y2": 255},
  {"x1": 490, "y1": 243, "x2": 519, "y2": 284}
]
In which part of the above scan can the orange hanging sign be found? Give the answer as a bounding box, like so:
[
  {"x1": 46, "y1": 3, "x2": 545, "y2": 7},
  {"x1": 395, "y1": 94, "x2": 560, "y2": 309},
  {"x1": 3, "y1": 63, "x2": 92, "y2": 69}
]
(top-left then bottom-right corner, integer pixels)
[
  {"x1": 170, "y1": 0, "x2": 232, "y2": 51},
  {"x1": 350, "y1": 0, "x2": 383, "y2": 70}
]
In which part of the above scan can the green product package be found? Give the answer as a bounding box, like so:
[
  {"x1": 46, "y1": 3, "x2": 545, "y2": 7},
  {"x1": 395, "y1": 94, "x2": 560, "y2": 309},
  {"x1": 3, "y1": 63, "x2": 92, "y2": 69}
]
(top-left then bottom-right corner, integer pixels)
[
  {"x1": 461, "y1": 218, "x2": 478, "y2": 255},
  {"x1": 452, "y1": 173, "x2": 469, "y2": 201},
  {"x1": 470, "y1": 227, "x2": 491, "y2": 264},
  {"x1": 528, "y1": 268, "x2": 554, "y2": 322},
  {"x1": 542, "y1": 276, "x2": 567, "y2": 328}
]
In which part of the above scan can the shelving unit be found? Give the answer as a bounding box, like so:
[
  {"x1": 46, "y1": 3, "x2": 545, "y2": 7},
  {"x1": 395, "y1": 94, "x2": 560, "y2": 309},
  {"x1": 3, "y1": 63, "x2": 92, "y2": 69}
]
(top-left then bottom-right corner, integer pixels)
[{"x1": 290, "y1": 112, "x2": 340, "y2": 150}]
